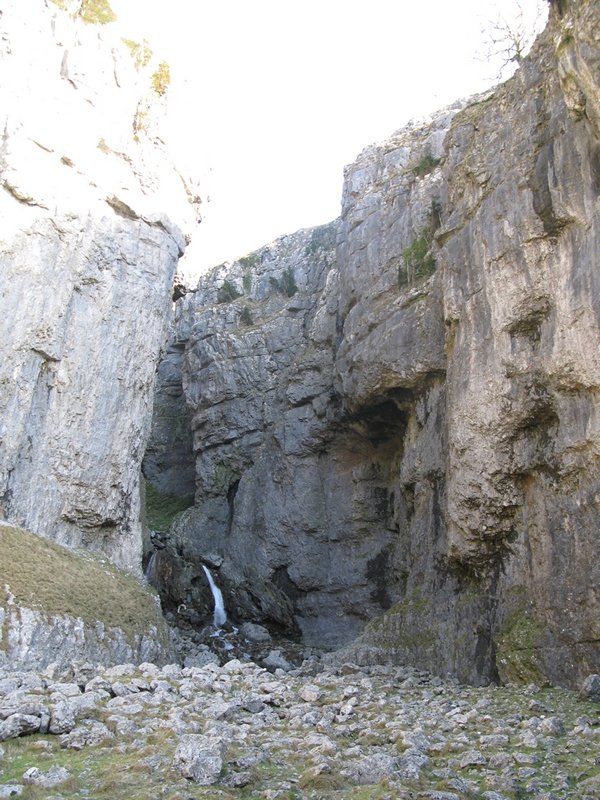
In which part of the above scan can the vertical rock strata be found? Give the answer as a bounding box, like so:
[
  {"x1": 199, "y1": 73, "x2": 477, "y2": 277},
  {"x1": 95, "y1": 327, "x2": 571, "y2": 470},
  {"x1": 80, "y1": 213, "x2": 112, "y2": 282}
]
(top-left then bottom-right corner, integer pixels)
[
  {"x1": 0, "y1": 0, "x2": 199, "y2": 573},
  {"x1": 148, "y1": 0, "x2": 599, "y2": 687}
]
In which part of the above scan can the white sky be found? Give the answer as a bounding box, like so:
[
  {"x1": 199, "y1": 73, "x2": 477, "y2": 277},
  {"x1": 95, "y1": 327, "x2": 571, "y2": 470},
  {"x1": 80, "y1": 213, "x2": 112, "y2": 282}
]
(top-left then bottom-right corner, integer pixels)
[{"x1": 111, "y1": 0, "x2": 547, "y2": 274}]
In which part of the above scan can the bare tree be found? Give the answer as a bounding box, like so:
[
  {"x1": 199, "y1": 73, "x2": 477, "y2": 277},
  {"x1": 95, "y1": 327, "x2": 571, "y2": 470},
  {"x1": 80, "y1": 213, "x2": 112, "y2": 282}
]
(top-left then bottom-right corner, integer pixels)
[{"x1": 480, "y1": 0, "x2": 549, "y2": 81}]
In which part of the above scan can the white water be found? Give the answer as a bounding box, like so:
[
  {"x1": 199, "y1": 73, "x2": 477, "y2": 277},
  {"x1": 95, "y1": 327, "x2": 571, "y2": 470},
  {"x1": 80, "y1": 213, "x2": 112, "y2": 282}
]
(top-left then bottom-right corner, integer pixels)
[
  {"x1": 202, "y1": 565, "x2": 227, "y2": 627},
  {"x1": 145, "y1": 552, "x2": 158, "y2": 586}
]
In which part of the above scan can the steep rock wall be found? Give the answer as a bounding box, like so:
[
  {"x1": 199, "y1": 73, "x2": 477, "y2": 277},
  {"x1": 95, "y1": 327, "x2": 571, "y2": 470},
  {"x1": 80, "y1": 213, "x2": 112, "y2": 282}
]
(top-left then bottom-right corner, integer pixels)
[
  {"x1": 147, "y1": 0, "x2": 600, "y2": 686},
  {"x1": 0, "y1": 0, "x2": 199, "y2": 572}
]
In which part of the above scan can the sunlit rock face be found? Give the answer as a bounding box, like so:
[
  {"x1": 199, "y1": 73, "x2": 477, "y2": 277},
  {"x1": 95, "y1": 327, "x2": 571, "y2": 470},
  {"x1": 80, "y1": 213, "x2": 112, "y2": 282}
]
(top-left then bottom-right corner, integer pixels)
[
  {"x1": 148, "y1": 0, "x2": 599, "y2": 687},
  {"x1": 0, "y1": 0, "x2": 199, "y2": 573}
]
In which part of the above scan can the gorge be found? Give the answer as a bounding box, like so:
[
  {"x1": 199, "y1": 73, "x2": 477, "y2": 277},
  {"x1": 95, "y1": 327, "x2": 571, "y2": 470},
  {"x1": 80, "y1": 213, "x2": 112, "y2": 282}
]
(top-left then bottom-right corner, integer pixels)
[
  {"x1": 1, "y1": 0, "x2": 599, "y2": 694},
  {"x1": 143, "y1": 0, "x2": 600, "y2": 690}
]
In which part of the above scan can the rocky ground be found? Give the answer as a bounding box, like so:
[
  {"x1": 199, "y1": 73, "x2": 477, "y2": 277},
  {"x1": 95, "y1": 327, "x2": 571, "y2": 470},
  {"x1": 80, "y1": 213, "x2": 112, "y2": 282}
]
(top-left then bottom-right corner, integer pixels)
[{"x1": 1, "y1": 628, "x2": 600, "y2": 800}]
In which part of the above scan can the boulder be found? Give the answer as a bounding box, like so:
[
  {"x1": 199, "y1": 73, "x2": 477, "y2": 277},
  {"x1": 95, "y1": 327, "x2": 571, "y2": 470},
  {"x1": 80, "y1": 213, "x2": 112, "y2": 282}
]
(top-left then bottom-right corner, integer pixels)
[{"x1": 173, "y1": 734, "x2": 225, "y2": 785}]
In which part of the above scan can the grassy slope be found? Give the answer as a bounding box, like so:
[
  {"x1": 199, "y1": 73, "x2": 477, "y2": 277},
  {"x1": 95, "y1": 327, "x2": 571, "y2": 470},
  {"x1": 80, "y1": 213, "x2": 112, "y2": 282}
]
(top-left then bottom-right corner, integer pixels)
[{"x1": 0, "y1": 524, "x2": 166, "y2": 644}]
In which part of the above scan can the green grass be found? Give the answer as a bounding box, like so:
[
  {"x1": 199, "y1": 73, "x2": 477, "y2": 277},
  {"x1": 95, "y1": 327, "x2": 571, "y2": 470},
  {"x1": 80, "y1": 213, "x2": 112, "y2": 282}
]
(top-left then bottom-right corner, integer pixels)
[
  {"x1": 398, "y1": 227, "x2": 436, "y2": 287},
  {"x1": 145, "y1": 484, "x2": 193, "y2": 532},
  {"x1": 0, "y1": 736, "x2": 183, "y2": 800},
  {"x1": 0, "y1": 524, "x2": 167, "y2": 646},
  {"x1": 298, "y1": 770, "x2": 348, "y2": 791},
  {"x1": 411, "y1": 153, "x2": 441, "y2": 177}
]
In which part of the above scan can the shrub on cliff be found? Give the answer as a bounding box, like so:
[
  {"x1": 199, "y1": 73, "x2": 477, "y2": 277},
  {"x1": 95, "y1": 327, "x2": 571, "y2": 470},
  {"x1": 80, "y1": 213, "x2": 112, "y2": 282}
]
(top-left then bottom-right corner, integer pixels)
[
  {"x1": 269, "y1": 267, "x2": 298, "y2": 297},
  {"x1": 399, "y1": 228, "x2": 436, "y2": 286},
  {"x1": 122, "y1": 38, "x2": 153, "y2": 70},
  {"x1": 217, "y1": 279, "x2": 242, "y2": 304},
  {"x1": 411, "y1": 153, "x2": 441, "y2": 177}
]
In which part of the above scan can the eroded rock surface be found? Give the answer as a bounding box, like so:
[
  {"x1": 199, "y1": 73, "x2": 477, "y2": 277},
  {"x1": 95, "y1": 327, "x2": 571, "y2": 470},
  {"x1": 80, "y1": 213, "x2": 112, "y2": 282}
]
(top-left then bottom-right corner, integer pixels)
[
  {"x1": 0, "y1": 0, "x2": 199, "y2": 573},
  {"x1": 146, "y1": 0, "x2": 599, "y2": 688}
]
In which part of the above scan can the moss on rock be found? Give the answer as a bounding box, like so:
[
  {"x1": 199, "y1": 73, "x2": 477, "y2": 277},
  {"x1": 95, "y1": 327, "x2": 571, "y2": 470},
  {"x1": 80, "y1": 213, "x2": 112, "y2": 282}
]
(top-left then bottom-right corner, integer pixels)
[
  {"x1": 363, "y1": 591, "x2": 436, "y2": 652},
  {"x1": 145, "y1": 484, "x2": 194, "y2": 532},
  {"x1": 495, "y1": 608, "x2": 549, "y2": 686}
]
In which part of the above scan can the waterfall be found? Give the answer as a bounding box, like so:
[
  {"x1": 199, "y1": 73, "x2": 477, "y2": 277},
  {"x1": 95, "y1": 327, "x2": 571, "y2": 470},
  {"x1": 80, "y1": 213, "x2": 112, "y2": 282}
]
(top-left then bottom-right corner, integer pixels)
[
  {"x1": 202, "y1": 565, "x2": 227, "y2": 627},
  {"x1": 145, "y1": 551, "x2": 158, "y2": 587}
]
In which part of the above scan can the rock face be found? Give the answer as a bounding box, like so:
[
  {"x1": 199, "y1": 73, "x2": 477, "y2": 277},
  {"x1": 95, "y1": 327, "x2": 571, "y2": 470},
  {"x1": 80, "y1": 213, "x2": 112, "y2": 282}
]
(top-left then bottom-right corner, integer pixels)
[
  {"x1": 144, "y1": 223, "x2": 369, "y2": 644},
  {"x1": 146, "y1": 0, "x2": 599, "y2": 687},
  {"x1": 0, "y1": 0, "x2": 199, "y2": 572}
]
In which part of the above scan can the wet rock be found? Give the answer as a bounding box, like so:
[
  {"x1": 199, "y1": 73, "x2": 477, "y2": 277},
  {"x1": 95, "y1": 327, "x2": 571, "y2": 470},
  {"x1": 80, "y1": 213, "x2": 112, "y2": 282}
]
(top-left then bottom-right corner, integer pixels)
[
  {"x1": 145, "y1": 0, "x2": 600, "y2": 690},
  {"x1": 183, "y1": 651, "x2": 220, "y2": 669},
  {"x1": 263, "y1": 650, "x2": 293, "y2": 672},
  {"x1": 240, "y1": 622, "x2": 272, "y2": 643}
]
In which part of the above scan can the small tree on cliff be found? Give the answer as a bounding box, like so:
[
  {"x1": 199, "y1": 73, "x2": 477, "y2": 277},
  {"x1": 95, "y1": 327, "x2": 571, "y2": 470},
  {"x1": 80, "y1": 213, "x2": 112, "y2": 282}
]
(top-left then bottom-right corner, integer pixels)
[{"x1": 480, "y1": 0, "x2": 548, "y2": 80}]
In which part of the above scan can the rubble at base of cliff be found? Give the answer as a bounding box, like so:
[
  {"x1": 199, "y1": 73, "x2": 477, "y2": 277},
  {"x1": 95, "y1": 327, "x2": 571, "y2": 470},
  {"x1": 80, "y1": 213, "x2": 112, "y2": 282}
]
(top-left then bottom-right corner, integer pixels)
[{"x1": 1, "y1": 649, "x2": 599, "y2": 799}]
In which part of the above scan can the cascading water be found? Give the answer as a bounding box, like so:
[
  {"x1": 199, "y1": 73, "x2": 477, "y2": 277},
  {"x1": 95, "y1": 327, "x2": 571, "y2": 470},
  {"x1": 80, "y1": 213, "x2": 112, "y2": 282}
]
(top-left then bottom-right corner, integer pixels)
[
  {"x1": 202, "y1": 564, "x2": 227, "y2": 627},
  {"x1": 145, "y1": 551, "x2": 158, "y2": 587}
]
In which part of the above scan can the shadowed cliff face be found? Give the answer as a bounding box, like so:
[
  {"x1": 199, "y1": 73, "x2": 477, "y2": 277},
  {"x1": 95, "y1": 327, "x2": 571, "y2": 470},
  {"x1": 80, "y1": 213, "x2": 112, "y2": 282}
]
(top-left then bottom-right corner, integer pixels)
[
  {"x1": 146, "y1": 0, "x2": 600, "y2": 687},
  {"x1": 0, "y1": 0, "x2": 199, "y2": 573}
]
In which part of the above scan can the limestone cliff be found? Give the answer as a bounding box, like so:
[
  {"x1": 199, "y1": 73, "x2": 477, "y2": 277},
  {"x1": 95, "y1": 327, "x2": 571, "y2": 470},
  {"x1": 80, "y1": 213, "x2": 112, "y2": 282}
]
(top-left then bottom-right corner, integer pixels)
[
  {"x1": 0, "y1": 0, "x2": 199, "y2": 572},
  {"x1": 146, "y1": 0, "x2": 599, "y2": 688}
]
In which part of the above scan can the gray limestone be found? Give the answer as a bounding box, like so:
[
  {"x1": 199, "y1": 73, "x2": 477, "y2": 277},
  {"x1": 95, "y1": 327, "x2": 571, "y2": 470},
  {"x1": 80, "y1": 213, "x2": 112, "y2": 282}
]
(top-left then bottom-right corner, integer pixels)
[
  {"x1": 2, "y1": 657, "x2": 598, "y2": 797},
  {"x1": 580, "y1": 674, "x2": 600, "y2": 703},
  {"x1": 0, "y1": 0, "x2": 199, "y2": 574},
  {"x1": 172, "y1": 733, "x2": 225, "y2": 784},
  {"x1": 145, "y1": 0, "x2": 600, "y2": 689}
]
